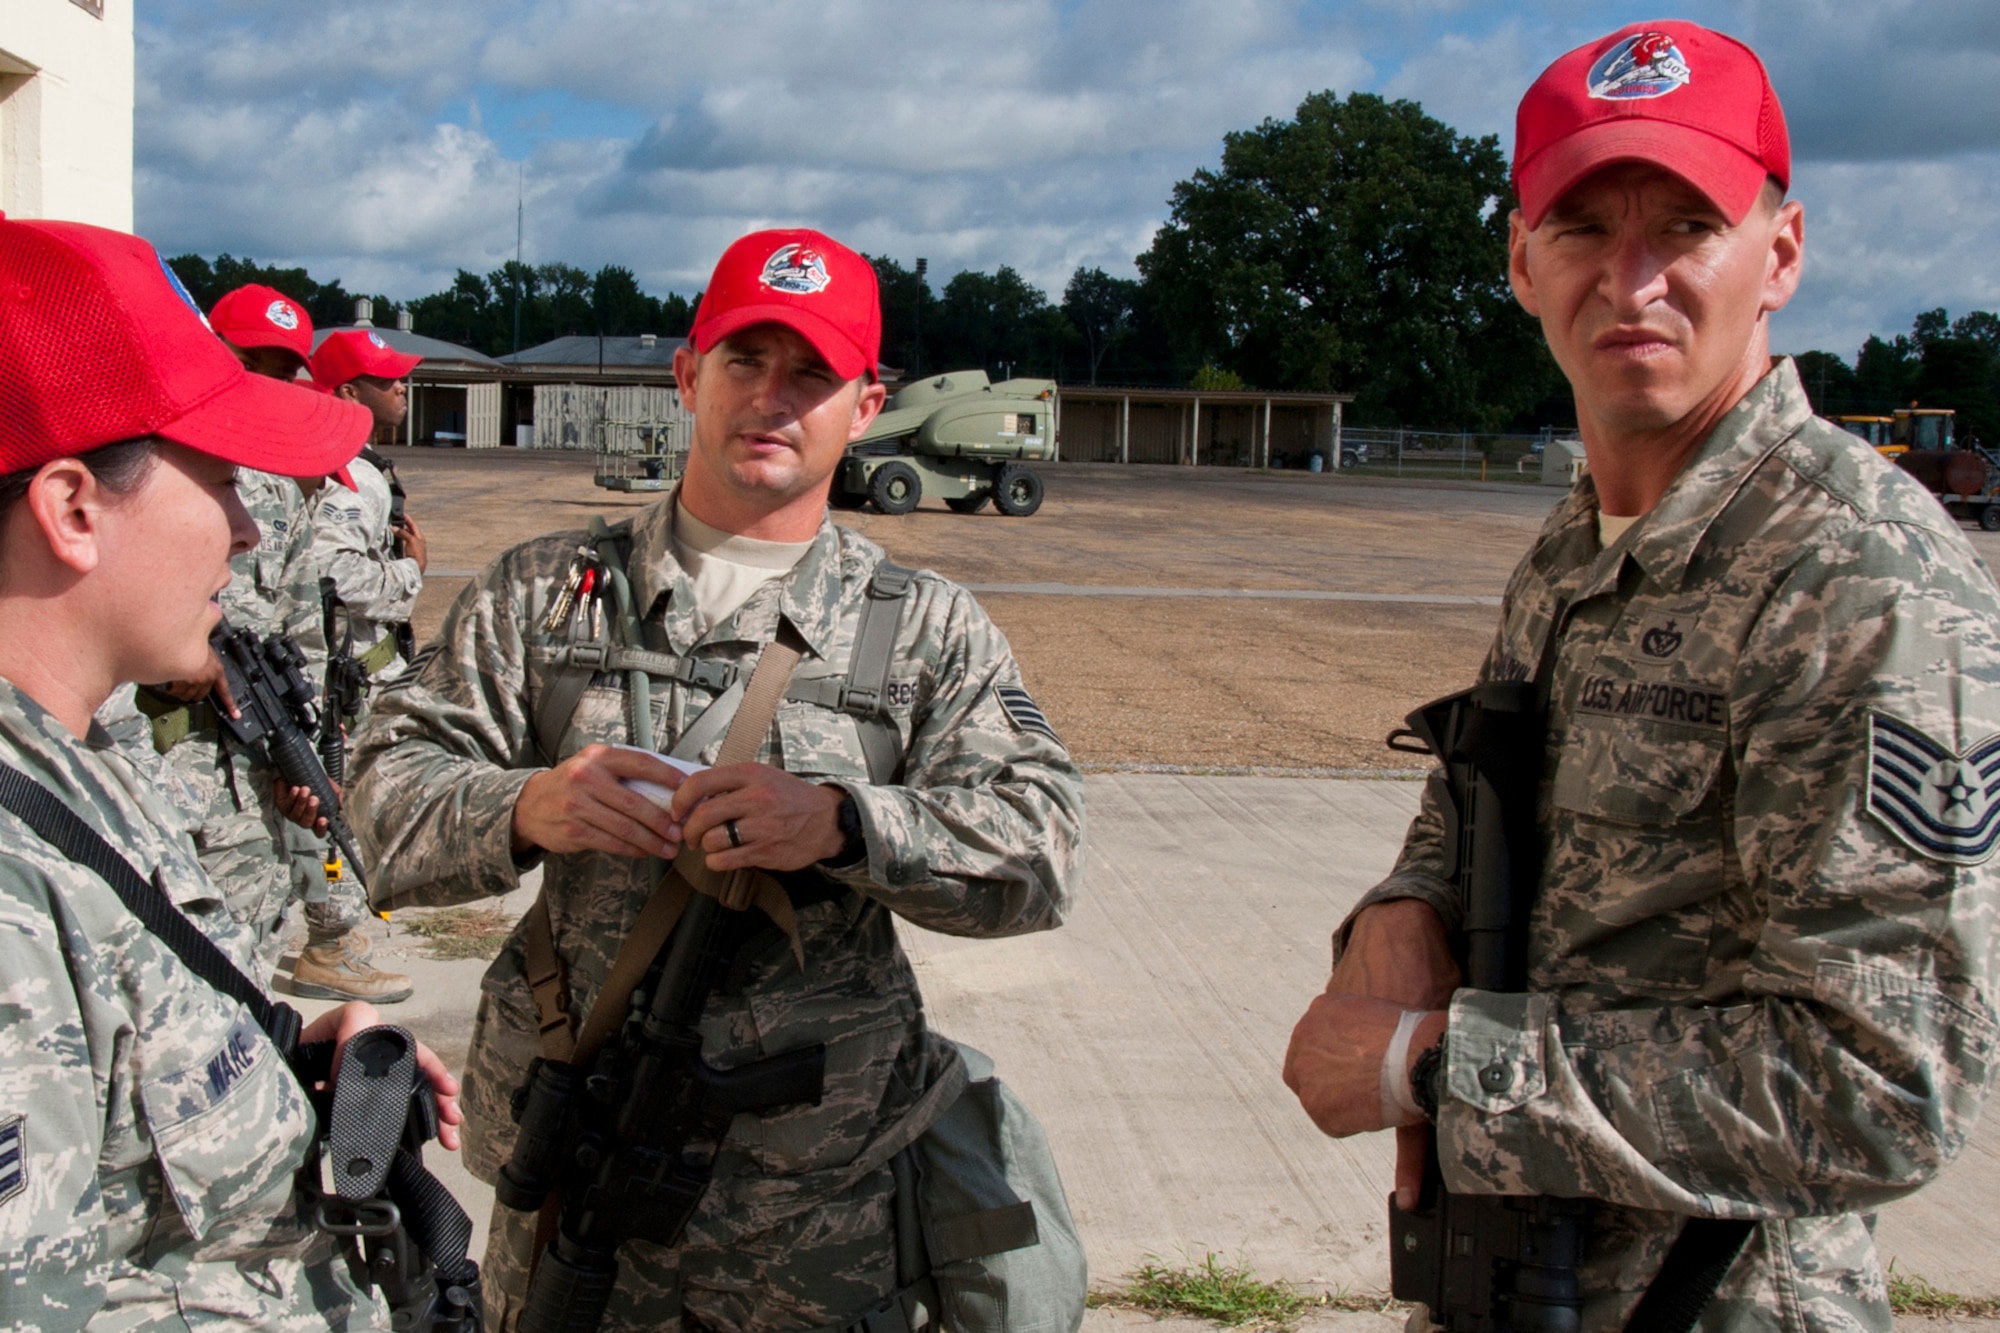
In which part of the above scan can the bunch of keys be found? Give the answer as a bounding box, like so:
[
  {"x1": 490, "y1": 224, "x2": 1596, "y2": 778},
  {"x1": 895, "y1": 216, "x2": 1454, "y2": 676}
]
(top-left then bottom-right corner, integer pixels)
[{"x1": 541, "y1": 546, "x2": 595, "y2": 635}]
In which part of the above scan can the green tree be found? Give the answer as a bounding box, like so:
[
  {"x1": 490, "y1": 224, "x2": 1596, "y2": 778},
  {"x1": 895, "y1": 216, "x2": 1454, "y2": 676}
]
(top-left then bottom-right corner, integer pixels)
[
  {"x1": 1855, "y1": 333, "x2": 1919, "y2": 411},
  {"x1": 1136, "y1": 89, "x2": 1559, "y2": 428},
  {"x1": 166, "y1": 253, "x2": 387, "y2": 335},
  {"x1": 867, "y1": 254, "x2": 935, "y2": 378},
  {"x1": 1793, "y1": 350, "x2": 1862, "y2": 416},
  {"x1": 1063, "y1": 267, "x2": 1139, "y2": 385},
  {"x1": 931, "y1": 266, "x2": 1076, "y2": 380}
]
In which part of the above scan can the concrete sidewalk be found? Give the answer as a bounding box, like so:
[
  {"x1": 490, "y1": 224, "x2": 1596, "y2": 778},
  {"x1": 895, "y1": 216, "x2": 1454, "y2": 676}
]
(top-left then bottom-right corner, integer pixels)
[{"x1": 298, "y1": 773, "x2": 2000, "y2": 1318}]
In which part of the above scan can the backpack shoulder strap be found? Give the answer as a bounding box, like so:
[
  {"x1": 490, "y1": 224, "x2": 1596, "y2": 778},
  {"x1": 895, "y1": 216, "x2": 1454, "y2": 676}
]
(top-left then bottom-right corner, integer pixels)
[
  {"x1": 0, "y1": 760, "x2": 303, "y2": 1059},
  {"x1": 848, "y1": 561, "x2": 916, "y2": 784},
  {"x1": 529, "y1": 518, "x2": 639, "y2": 766}
]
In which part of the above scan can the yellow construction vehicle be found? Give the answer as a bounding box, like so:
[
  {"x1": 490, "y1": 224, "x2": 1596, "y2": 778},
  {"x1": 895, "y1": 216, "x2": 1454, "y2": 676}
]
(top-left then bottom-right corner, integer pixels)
[
  {"x1": 1833, "y1": 414, "x2": 1896, "y2": 454},
  {"x1": 1835, "y1": 407, "x2": 1955, "y2": 459}
]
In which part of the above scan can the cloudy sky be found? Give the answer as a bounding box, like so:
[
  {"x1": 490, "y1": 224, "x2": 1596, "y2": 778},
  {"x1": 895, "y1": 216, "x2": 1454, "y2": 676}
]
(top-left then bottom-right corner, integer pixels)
[{"x1": 138, "y1": 0, "x2": 2000, "y2": 363}]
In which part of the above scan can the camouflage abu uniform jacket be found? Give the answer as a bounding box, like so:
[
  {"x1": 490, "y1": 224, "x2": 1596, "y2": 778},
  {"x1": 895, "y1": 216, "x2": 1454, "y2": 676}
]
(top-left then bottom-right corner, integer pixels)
[
  {"x1": 311, "y1": 455, "x2": 419, "y2": 682},
  {"x1": 1347, "y1": 361, "x2": 2000, "y2": 1330},
  {"x1": 0, "y1": 679, "x2": 381, "y2": 1332},
  {"x1": 348, "y1": 494, "x2": 1084, "y2": 1330},
  {"x1": 147, "y1": 468, "x2": 336, "y2": 964}
]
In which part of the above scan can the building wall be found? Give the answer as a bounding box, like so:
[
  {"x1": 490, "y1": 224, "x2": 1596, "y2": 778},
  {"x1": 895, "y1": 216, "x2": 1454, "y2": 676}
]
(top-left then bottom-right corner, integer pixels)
[
  {"x1": 0, "y1": 1, "x2": 134, "y2": 229},
  {"x1": 531, "y1": 383, "x2": 687, "y2": 451},
  {"x1": 1061, "y1": 398, "x2": 1342, "y2": 467}
]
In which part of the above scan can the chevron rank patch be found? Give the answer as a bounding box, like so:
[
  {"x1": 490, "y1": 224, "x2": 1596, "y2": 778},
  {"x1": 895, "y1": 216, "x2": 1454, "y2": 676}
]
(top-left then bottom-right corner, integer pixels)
[
  {"x1": 0, "y1": 1114, "x2": 24, "y2": 1207},
  {"x1": 1865, "y1": 712, "x2": 2000, "y2": 865},
  {"x1": 997, "y1": 685, "x2": 1060, "y2": 744}
]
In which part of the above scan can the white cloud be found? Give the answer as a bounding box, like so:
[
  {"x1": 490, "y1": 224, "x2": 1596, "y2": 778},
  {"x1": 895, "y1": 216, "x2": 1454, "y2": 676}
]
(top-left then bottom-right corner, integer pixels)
[
  {"x1": 133, "y1": 0, "x2": 2000, "y2": 368},
  {"x1": 1774, "y1": 154, "x2": 2000, "y2": 358}
]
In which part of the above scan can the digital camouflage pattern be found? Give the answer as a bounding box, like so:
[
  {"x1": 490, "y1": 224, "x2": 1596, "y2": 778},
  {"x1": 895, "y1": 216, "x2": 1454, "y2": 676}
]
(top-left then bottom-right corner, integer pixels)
[
  {"x1": 0, "y1": 677, "x2": 384, "y2": 1332},
  {"x1": 312, "y1": 454, "x2": 420, "y2": 689},
  {"x1": 348, "y1": 493, "x2": 1084, "y2": 1333},
  {"x1": 158, "y1": 468, "x2": 362, "y2": 970},
  {"x1": 1348, "y1": 362, "x2": 2000, "y2": 1330}
]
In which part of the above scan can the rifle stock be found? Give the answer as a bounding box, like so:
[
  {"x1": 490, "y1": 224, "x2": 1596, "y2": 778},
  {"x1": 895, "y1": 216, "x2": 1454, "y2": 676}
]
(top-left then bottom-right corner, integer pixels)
[{"x1": 1385, "y1": 682, "x2": 1586, "y2": 1333}]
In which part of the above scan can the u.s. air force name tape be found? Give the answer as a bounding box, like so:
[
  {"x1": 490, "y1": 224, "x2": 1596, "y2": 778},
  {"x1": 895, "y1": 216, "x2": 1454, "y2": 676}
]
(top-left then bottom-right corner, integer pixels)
[
  {"x1": 1866, "y1": 712, "x2": 2000, "y2": 866},
  {"x1": 997, "y1": 685, "x2": 1060, "y2": 743}
]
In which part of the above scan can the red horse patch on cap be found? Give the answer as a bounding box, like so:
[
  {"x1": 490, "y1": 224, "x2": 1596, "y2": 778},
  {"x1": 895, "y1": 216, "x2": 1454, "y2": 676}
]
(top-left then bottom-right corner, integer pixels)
[
  {"x1": 760, "y1": 243, "x2": 832, "y2": 295},
  {"x1": 1588, "y1": 31, "x2": 1690, "y2": 100},
  {"x1": 265, "y1": 299, "x2": 299, "y2": 331}
]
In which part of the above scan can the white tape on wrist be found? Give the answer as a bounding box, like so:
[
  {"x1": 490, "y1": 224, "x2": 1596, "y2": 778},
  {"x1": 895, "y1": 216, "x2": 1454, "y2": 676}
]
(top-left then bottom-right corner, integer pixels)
[{"x1": 1379, "y1": 1009, "x2": 1428, "y2": 1126}]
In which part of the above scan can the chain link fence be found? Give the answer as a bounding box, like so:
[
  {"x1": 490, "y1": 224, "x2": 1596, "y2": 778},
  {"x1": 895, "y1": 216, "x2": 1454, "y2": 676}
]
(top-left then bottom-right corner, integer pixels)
[{"x1": 1335, "y1": 427, "x2": 1574, "y2": 482}]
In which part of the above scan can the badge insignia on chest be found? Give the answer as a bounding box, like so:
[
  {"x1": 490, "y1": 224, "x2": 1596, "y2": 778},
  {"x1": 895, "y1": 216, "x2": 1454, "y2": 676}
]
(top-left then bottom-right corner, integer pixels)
[
  {"x1": 0, "y1": 1114, "x2": 25, "y2": 1207},
  {"x1": 1866, "y1": 713, "x2": 2000, "y2": 865}
]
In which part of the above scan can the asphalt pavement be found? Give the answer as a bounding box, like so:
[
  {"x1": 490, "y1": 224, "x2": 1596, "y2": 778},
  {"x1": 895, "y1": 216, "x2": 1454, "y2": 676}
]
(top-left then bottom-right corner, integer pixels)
[{"x1": 294, "y1": 772, "x2": 2000, "y2": 1324}]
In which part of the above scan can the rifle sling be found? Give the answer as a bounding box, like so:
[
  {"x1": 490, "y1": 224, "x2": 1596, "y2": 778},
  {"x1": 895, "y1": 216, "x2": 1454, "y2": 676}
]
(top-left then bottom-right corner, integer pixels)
[
  {"x1": 521, "y1": 634, "x2": 803, "y2": 1281},
  {"x1": 0, "y1": 759, "x2": 302, "y2": 1055},
  {"x1": 521, "y1": 633, "x2": 804, "y2": 1065},
  {"x1": 1624, "y1": 1217, "x2": 1756, "y2": 1333}
]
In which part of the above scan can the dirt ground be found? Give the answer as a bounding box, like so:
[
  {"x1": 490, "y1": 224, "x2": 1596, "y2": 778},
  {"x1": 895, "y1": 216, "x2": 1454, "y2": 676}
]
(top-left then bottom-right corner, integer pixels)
[{"x1": 389, "y1": 448, "x2": 2000, "y2": 773}]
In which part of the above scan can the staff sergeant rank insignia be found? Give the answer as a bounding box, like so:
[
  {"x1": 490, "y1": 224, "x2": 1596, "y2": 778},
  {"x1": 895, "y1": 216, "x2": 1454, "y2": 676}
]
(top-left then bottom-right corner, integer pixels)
[
  {"x1": 0, "y1": 1114, "x2": 24, "y2": 1207},
  {"x1": 997, "y1": 684, "x2": 1059, "y2": 743},
  {"x1": 1865, "y1": 712, "x2": 2000, "y2": 865}
]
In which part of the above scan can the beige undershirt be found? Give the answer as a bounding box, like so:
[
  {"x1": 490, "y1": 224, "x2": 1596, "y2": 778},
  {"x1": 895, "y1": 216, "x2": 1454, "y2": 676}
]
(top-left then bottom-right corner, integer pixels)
[
  {"x1": 670, "y1": 502, "x2": 815, "y2": 634},
  {"x1": 1597, "y1": 512, "x2": 1641, "y2": 548}
]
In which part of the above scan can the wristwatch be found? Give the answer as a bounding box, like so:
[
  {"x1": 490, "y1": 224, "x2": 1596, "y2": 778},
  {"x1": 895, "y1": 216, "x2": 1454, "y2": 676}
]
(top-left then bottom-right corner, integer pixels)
[
  {"x1": 1410, "y1": 1037, "x2": 1447, "y2": 1122},
  {"x1": 819, "y1": 788, "x2": 867, "y2": 869}
]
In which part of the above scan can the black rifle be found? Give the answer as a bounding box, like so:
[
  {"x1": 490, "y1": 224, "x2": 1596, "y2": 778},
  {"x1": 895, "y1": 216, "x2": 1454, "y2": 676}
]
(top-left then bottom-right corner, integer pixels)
[
  {"x1": 497, "y1": 890, "x2": 828, "y2": 1333},
  {"x1": 307, "y1": 1025, "x2": 484, "y2": 1333},
  {"x1": 318, "y1": 577, "x2": 367, "y2": 784},
  {"x1": 210, "y1": 619, "x2": 367, "y2": 888},
  {"x1": 1384, "y1": 682, "x2": 1587, "y2": 1333}
]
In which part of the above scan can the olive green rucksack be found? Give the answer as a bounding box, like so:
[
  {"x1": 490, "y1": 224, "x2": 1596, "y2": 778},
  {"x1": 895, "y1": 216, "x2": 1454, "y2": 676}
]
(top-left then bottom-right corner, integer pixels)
[{"x1": 907, "y1": 1043, "x2": 1087, "y2": 1333}]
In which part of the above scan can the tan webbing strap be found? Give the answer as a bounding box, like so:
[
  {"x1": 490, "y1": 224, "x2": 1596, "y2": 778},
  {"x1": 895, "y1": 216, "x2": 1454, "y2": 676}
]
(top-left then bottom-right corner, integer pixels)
[
  {"x1": 710, "y1": 637, "x2": 803, "y2": 908},
  {"x1": 522, "y1": 892, "x2": 574, "y2": 1062},
  {"x1": 518, "y1": 634, "x2": 811, "y2": 1065},
  {"x1": 569, "y1": 861, "x2": 693, "y2": 1065}
]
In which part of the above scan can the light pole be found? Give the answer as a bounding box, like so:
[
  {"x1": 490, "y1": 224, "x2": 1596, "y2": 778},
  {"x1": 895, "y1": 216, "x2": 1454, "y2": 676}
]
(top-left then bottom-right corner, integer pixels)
[{"x1": 914, "y1": 257, "x2": 927, "y2": 380}]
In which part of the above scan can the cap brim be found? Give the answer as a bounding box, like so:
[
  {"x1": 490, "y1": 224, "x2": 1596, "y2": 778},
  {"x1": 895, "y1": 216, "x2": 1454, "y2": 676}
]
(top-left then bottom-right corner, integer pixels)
[
  {"x1": 693, "y1": 304, "x2": 870, "y2": 381},
  {"x1": 1517, "y1": 120, "x2": 1769, "y2": 229},
  {"x1": 217, "y1": 326, "x2": 312, "y2": 366},
  {"x1": 154, "y1": 370, "x2": 371, "y2": 479},
  {"x1": 331, "y1": 463, "x2": 359, "y2": 490},
  {"x1": 371, "y1": 349, "x2": 424, "y2": 379}
]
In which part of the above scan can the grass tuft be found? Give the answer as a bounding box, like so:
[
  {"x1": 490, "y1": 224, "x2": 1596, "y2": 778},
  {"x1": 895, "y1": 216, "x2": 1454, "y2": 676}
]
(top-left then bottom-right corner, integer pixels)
[
  {"x1": 1090, "y1": 1254, "x2": 1403, "y2": 1331},
  {"x1": 1887, "y1": 1263, "x2": 2000, "y2": 1319},
  {"x1": 399, "y1": 906, "x2": 514, "y2": 961}
]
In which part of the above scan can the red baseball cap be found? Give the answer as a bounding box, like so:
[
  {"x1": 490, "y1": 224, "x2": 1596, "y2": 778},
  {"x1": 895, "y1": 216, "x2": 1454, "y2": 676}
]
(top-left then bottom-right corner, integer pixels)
[
  {"x1": 1513, "y1": 21, "x2": 1790, "y2": 230},
  {"x1": 0, "y1": 216, "x2": 370, "y2": 480},
  {"x1": 689, "y1": 228, "x2": 880, "y2": 381},
  {"x1": 312, "y1": 328, "x2": 422, "y2": 392},
  {"x1": 210, "y1": 283, "x2": 315, "y2": 369}
]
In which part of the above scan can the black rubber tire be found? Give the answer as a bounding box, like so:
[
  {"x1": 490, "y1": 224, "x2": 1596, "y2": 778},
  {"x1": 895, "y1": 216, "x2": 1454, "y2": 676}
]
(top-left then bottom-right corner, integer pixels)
[
  {"x1": 945, "y1": 491, "x2": 992, "y2": 514},
  {"x1": 1981, "y1": 503, "x2": 2000, "y2": 532},
  {"x1": 1339, "y1": 450, "x2": 1359, "y2": 470},
  {"x1": 828, "y1": 485, "x2": 866, "y2": 510},
  {"x1": 868, "y1": 460, "x2": 921, "y2": 515},
  {"x1": 993, "y1": 464, "x2": 1044, "y2": 516}
]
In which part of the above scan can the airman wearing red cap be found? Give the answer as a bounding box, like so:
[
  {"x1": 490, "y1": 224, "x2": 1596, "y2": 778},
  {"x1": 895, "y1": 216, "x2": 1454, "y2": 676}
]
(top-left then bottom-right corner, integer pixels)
[
  {"x1": 124, "y1": 284, "x2": 414, "y2": 1008},
  {"x1": 1284, "y1": 22, "x2": 2000, "y2": 1329},
  {"x1": 0, "y1": 215, "x2": 462, "y2": 1327},
  {"x1": 344, "y1": 227, "x2": 1086, "y2": 1329},
  {"x1": 306, "y1": 328, "x2": 428, "y2": 681}
]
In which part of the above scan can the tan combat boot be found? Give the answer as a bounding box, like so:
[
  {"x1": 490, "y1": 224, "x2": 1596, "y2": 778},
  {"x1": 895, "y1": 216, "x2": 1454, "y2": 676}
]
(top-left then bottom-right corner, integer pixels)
[{"x1": 291, "y1": 930, "x2": 414, "y2": 1004}]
